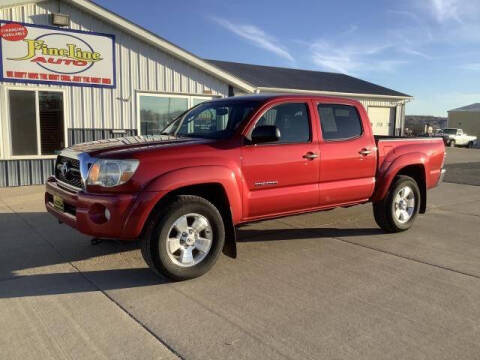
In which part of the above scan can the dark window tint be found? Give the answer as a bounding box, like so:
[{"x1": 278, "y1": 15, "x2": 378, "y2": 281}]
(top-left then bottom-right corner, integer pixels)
[
  {"x1": 255, "y1": 103, "x2": 310, "y2": 143},
  {"x1": 318, "y1": 104, "x2": 362, "y2": 140},
  {"x1": 39, "y1": 92, "x2": 65, "y2": 155},
  {"x1": 10, "y1": 90, "x2": 38, "y2": 155}
]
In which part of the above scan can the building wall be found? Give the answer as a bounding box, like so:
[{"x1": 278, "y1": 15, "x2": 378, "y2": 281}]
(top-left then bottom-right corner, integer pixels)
[
  {"x1": 0, "y1": 0, "x2": 229, "y2": 149},
  {"x1": 0, "y1": 0, "x2": 230, "y2": 186},
  {"x1": 448, "y1": 111, "x2": 480, "y2": 141}
]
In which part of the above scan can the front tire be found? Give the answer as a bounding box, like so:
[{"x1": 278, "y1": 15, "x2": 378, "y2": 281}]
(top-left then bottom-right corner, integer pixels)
[
  {"x1": 373, "y1": 175, "x2": 420, "y2": 233},
  {"x1": 141, "y1": 195, "x2": 225, "y2": 281},
  {"x1": 449, "y1": 140, "x2": 456, "y2": 147}
]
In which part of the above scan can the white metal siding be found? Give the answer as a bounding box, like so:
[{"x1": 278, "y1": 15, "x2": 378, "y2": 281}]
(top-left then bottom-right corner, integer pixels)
[{"x1": 0, "y1": 0, "x2": 229, "y2": 134}]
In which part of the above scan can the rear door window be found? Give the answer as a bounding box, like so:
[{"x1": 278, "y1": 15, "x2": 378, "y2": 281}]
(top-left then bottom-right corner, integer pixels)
[{"x1": 317, "y1": 104, "x2": 363, "y2": 141}]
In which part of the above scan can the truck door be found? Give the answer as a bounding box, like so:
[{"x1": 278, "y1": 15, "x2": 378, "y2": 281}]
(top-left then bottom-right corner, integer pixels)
[
  {"x1": 315, "y1": 102, "x2": 377, "y2": 206},
  {"x1": 241, "y1": 101, "x2": 320, "y2": 219}
]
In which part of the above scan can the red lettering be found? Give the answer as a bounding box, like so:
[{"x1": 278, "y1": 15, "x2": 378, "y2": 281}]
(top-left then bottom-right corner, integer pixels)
[
  {"x1": 28, "y1": 73, "x2": 39, "y2": 79},
  {"x1": 14, "y1": 72, "x2": 27, "y2": 78},
  {"x1": 6, "y1": 71, "x2": 13, "y2": 77},
  {"x1": 61, "y1": 75, "x2": 71, "y2": 81},
  {"x1": 73, "y1": 60, "x2": 88, "y2": 66},
  {"x1": 102, "y1": 78, "x2": 111, "y2": 84},
  {"x1": 47, "y1": 58, "x2": 63, "y2": 64},
  {"x1": 82, "y1": 77, "x2": 90, "y2": 83},
  {"x1": 72, "y1": 76, "x2": 82, "y2": 82},
  {"x1": 48, "y1": 74, "x2": 59, "y2": 81},
  {"x1": 31, "y1": 56, "x2": 47, "y2": 63},
  {"x1": 90, "y1": 77, "x2": 101, "y2": 83},
  {"x1": 39, "y1": 73, "x2": 48, "y2": 80}
]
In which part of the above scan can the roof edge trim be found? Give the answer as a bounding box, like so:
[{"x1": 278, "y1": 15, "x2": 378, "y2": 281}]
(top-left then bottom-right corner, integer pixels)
[{"x1": 257, "y1": 87, "x2": 413, "y2": 100}]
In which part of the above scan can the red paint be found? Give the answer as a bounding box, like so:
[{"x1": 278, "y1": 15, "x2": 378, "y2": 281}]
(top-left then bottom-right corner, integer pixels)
[
  {"x1": 45, "y1": 95, "x2": 445, "y2": 240},
  {"x1": 0, "y1": 23, "x2": 27, "y2": 41}
]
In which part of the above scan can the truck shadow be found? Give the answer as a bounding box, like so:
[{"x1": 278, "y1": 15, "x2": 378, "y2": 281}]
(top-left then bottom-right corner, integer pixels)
[
  {"x1": 237, "y1": 227, "x2": 384, "y2": 242},
  {"x1": 0, "y1": 211, "x2": 383, "y2": 298}
]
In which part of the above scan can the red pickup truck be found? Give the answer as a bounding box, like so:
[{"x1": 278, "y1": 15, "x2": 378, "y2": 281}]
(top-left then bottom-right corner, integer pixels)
[{"x1": 46, "y1": 95, "x2": 446, "y2": 280}]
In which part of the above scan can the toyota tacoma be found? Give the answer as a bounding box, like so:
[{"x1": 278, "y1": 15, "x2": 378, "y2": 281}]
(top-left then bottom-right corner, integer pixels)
[{"x1": 46, "y1": 95, "x2": 446, "y2": 280}]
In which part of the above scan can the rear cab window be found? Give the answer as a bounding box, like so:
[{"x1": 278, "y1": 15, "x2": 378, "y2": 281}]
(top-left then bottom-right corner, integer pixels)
[{"x1": 317, "y1": 104, "x2": 363, "y2": 141}]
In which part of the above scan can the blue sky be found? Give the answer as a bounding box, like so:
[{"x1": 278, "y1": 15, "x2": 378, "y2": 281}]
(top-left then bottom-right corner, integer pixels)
[{"x1": 96, "y1": 0, "x2": 480, "y2": 116}]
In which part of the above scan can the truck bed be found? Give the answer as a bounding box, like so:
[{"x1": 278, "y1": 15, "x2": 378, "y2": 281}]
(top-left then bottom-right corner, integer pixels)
[{"x1": 374, "y1": 135, "x2": 445, "y2": 184}]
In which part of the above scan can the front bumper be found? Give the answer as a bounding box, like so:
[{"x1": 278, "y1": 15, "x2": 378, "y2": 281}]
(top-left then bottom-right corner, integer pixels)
[{"x1": 45, "y1": 177, "x2": 157, "y2": 240}]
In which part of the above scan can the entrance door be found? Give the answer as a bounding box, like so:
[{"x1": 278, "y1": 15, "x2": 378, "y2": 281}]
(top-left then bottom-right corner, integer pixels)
[{"x1": 241, "y1": 102, "x2": 319, "y2": 219}]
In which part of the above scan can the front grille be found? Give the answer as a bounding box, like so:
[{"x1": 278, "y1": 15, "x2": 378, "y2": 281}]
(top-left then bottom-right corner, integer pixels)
[{"x1": 55, "y1": 155, "x2": 83, "y2": 189}]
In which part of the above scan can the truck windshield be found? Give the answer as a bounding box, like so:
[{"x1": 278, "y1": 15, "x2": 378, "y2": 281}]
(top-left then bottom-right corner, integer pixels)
[
  {"x1": 161, "y1": 100, "x2": 261, "y2": 139},
  {"x1": 443, "y1": 129, "x2": 457, "y2": 134}
]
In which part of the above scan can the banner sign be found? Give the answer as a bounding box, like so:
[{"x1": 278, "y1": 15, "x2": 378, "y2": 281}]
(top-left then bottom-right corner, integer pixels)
[{"x1": 0, "y1": 21, "x2": 116, "y2": 88}]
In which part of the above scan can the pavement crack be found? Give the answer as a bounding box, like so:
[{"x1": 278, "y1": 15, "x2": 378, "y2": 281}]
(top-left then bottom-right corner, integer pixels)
[{"x1": 331, "y1": 236, "x2": 480, "y2": 281}]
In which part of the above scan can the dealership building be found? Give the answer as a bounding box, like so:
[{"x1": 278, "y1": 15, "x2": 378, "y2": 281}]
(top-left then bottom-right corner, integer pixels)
[{"x1": 0, "y1": 0, "x2": 412, "y2": 187}]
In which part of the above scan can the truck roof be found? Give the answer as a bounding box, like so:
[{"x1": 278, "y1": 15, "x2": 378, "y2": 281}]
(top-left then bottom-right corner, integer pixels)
[{"x1": 210, "y1": 93, "x2": 363, "y2": 104}]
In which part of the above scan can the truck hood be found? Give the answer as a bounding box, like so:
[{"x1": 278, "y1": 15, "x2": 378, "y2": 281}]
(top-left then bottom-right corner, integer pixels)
[{"x1": 67, "y1": 135, "x2": 208, "y2": 157}]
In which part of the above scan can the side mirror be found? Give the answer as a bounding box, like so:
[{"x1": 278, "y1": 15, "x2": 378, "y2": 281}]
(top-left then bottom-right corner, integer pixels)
[{"x1": 251, "y1": 125, "x2": 281, "y2": 144}]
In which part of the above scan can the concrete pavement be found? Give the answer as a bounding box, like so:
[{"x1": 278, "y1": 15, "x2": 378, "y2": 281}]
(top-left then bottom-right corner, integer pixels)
[{"x1": 1, "y1": 181, "x2": 480, "y2": 359}]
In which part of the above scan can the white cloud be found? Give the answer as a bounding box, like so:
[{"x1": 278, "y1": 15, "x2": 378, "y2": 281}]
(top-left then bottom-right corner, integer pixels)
[
  {"x1": 460, "y1": 63, "x2": 480, "y2": 71},
  {"x1": 428, "y1": 0, "x2": 463, "y2": 23},
  {"x1": 399, "y1": 47, "x2": 432, "y2": 59},
  {"x1": 211, "y1": 17, "x2": 294, "y2": 62},
  {"x1": 309, "y1": 41, "x2": 406, "y2": 75}
]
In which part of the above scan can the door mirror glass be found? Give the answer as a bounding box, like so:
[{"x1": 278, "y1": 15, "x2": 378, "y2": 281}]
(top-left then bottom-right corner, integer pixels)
[{"x1": 251, "y1": 125, "x2": 281, "y2": 144}]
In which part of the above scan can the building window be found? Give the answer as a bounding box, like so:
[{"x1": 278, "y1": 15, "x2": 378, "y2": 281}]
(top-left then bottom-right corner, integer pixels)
[
  {"x1": 9, "y1": 89, "x2": 65, "y2": 156},
  {"x1": 138, "y1": 94, "x2": 213, "y2": 135}
]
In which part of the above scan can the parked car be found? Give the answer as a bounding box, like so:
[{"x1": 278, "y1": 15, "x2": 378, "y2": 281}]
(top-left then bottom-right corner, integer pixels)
[
  {"x1": 442, "y1": 128, "x2": 477, "y2": 148},
  {"x1": 45, "y1": 95, "x2": 446, "y2": 280}
]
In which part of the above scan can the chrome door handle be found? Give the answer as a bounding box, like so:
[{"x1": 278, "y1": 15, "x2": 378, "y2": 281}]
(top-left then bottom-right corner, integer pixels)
[
  {"x1": 359, "y1": 148, "x2": 372, "y2": 156},
  {"x1": 303, "y1": 152, "x2": 319, "y2": 160}
]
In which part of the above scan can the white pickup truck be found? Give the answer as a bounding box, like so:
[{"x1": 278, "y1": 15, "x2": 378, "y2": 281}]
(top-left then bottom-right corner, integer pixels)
[{"x1": 442, "y1": 128, "x2": 477, "y2": 148}]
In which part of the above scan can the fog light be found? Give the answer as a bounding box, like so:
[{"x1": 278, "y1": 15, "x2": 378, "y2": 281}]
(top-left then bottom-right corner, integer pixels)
[{"x1": 104, "y1": 208, "x2": 111, "y2": 221}]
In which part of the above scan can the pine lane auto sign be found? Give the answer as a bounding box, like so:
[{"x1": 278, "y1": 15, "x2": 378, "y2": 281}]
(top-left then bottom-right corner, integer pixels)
[{"x1": 0, "y1": 21, "x2": 116, "y2": 88}]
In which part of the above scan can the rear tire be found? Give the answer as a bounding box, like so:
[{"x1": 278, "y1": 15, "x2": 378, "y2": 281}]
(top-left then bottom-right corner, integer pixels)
[
  {"x1": 373, "y1": 175, "x2": 420, "y2": 233},
  {"x1": 467, "y1": 141, "x2": 474, "y2": 148},
  {"x1": 141, "y1": 195, "x2": 225, "y2": 281}
]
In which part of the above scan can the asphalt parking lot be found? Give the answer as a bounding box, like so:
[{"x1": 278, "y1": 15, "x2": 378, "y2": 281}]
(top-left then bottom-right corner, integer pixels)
[
  {"x1": 1, "y1": 147, "x2": 479, "y2": 360},
  {"x1": 444, "y1": 147, "x2": 480, "y2": 186}
]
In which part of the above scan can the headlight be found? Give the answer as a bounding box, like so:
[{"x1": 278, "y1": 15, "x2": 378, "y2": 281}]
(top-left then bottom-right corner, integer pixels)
[{"x1": 87, "y1": 159, "x2": 139, "y2": 187}]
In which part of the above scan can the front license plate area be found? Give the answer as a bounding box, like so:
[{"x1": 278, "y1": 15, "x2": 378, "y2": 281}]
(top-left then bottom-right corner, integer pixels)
[{"x1": 53, "y1": 195, "x2": 64, "y2": 212}]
